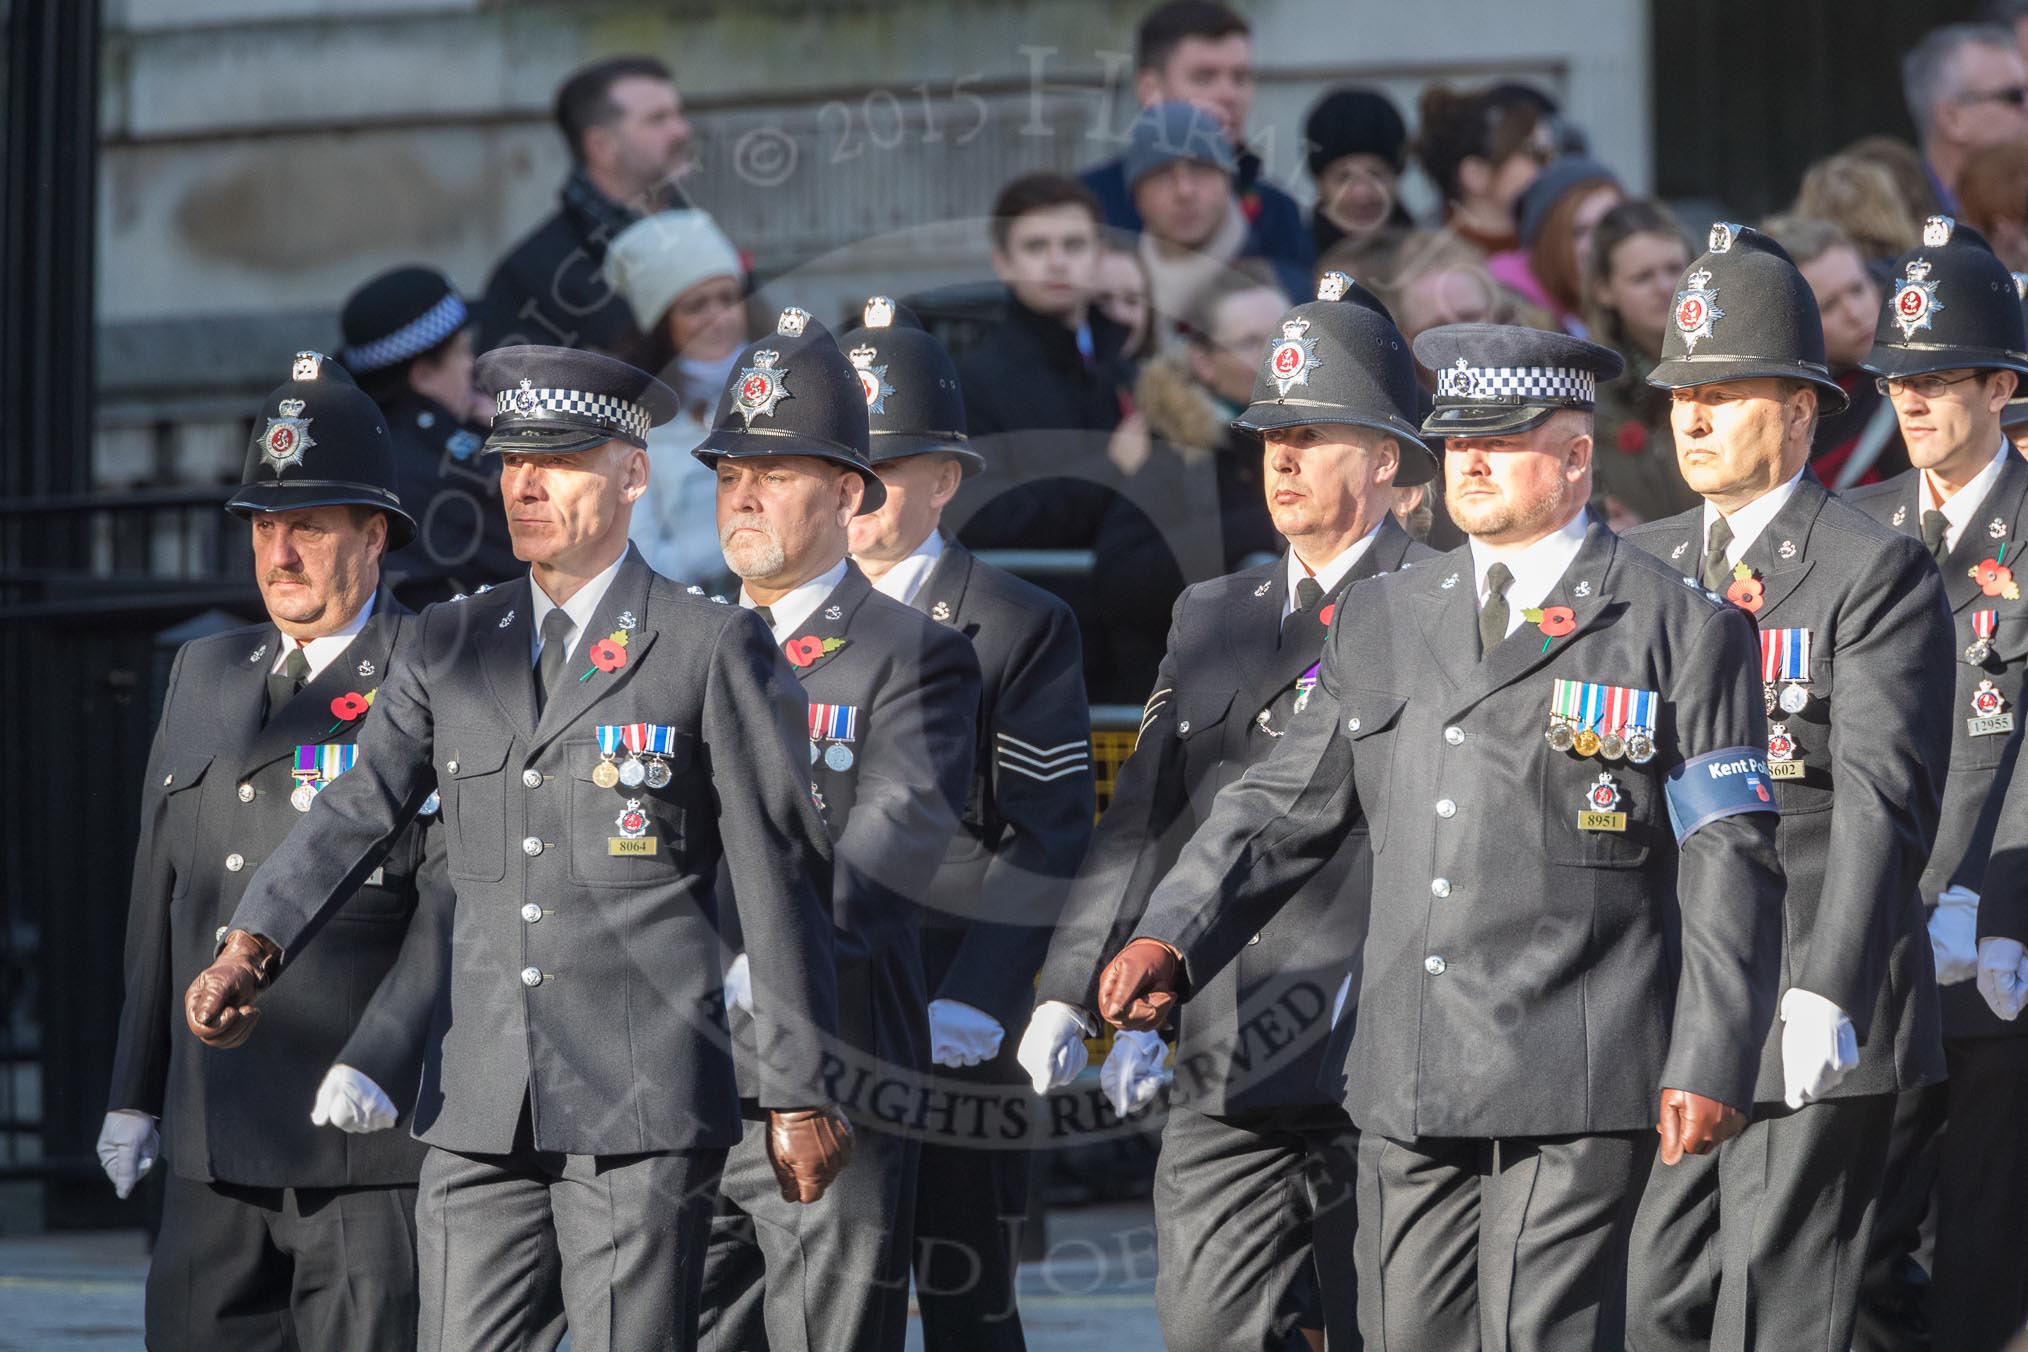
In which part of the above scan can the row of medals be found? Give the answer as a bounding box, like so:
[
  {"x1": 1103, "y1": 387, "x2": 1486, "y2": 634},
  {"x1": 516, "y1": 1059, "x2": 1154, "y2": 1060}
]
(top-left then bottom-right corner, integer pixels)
[
  {"x1": 593, "y1": 751, "x2": 673, "y2": 790},
  {"x1": 1765, "y1": 679, "x2": 1811, "y2": 760},
  {"x1": 1544, "y1": 718, "x2": 1656, "y2": 763}
]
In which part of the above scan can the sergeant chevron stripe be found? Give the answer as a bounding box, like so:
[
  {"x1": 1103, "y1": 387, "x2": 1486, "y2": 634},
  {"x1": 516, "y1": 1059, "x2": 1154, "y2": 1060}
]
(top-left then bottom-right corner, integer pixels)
[{"x1": 996, "y1": 732, "x2": 1091, "y2": 782}]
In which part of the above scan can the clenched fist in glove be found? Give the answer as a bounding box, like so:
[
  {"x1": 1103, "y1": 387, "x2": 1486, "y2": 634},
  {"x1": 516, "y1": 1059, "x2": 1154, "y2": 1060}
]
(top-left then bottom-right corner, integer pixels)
[
  {"x1": 311, "y1": 1065, "x2": 397, "y2": 1134},
  {"x1": 1779, "y1": 988, "x2": 1859, "y2": 1109},
  {"x1": 929, "y1": 999, "x2": 1004, "y2": 1068},
  {"x1": 1655, "y1": 1088, "x2": 1747, "y2": 1165},
  {"x1": 1097, "y1": 938, "x2": 1185, "y2": 1031},
  {"x1": 767, "y1": 1107, "x2": 854, "y2": 1203},
  {"x1": 96, "y1": 1110, "x2": 159, "y2": 1199},
  {"x1": 184, "y1": 930, "x2": 282, "y2": 1048},
  {"x1": 1016, "y1": 1002, "x2": 1094, "y2": 1093},
  {"x1": 1978, "y1": 937, "x2": 2028, "y2": 1021},
  {"x1": 1100, "y1": 1030, "x2": 1170, "y2": 1118}
]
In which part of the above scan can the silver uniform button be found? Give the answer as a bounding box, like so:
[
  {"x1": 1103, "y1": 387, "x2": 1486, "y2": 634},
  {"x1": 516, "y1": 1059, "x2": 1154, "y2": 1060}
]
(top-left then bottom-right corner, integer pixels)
[
  {"x1": 1425, "y1": 955, "x2": 1447, "y2": 976},
  {"x1": 520, "y1": 966, "x2": 543, "y2": 988},
  {"x1": 1178, "y1": 719, "x2": 1191, "y2": 734},
  {"x1": 225, "y1": 853, "x2": 245, "y2": 872},
  {"x1": 521, "y1": 903, "x2": 542, "y2": 924},
  {"x1": 1347, "y1": 717, "x2": 1361, "y2": 732},
  {"x1": 1430, "y1": 878, "x2": 1451, "y2": 898},
  {"x1": 215, "y1": 926, "x2": 228, "y2": 944},
  {"x1": 522, "y1": 836, "x2": 543, "y2": 857},
  {"x1": 237, "y1": 783, "x2": 255, "y2": 803},
  {"x1": 1444, "y1": 726, "x2": 1465, "y2": 746},
  {"x1": 1436, "y1": 799, "x2": 1456, "y2": 818},
  {"x1": 447, "y1": 759, "x2": 459, "y2": 774},
  {"x1": 522, "y1": 769, "x2": 543, "y2": 788}
]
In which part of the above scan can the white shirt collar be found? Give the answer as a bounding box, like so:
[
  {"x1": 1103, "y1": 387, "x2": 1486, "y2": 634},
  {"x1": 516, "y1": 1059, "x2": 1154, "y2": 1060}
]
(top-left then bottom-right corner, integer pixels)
[
  {"x1": 864, "y1": 529, "x2": 945, "y2": 608},
  {"x1": 1703, "y1": 468, "x2": 1805, "y2": 564},
  {"x1": 529, "y1": 549, "x2": 627, "y2": 664},
  {"x1": 273, "y1": 593, "x2": 376, "y2": 681},
  {"x1": 1282, "y1": 525, "x2": 1380, "y2": 619},
  {"x1": 1468, "y1": 510, "x2": 1590, "y2": 639},
  {"x1": 742, "y1": 556, "x2": 850, "y2": 641},
  {"x1": 1922, "y1": 440, "x2": 2009, "y2": 554}
]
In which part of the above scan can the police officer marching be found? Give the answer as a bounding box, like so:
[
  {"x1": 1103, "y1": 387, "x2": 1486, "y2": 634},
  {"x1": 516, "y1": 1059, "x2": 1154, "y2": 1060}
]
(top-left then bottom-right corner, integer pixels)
[
  {"x1": 1621, "y1": 223, "x2": 1954, "y2": 1352},
  {"x1": 182, "y1": 344, "x2": 852, "y2": 1352},
  {"x1": 1844, "y1": 215, "x2": 2028, "y2": 1352},
  {"x1": 1019, "y1": 271, "x2": 1434, "y2": 1352},
  {"x1": 1093, "y1": 321, "x2": 1786, "y2": 1351},
  {"x1": 100, "y1": 352, "x2": 441, "y2": 1349},
  {"x1": 694, "y1": 306, "x2": 983, "y2": 1352},
  {"x1": 835, "y1": 297, "x2": 1097, "y2": 1350}
]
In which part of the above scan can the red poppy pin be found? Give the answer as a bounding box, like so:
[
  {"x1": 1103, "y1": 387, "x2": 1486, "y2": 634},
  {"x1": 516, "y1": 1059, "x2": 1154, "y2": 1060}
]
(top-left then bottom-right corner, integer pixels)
[
  {"x1": 325, "y1": 687, "x2": 377, "y2": 734},
  {"x1": 786, "y1": 635, "x2": 848, "y2": 668},
  {"x1": 1522, "y1": 605, "x2": 1576, "y2": 652},
  {"x1": 1317, "y1": 603, "x2": 1336, "y2": 628},
  {"x1": 578, "y1": 630, "x2": 629, "y2": 681},
  {"x1": 1971, "y1": 554, "x2": 2022, "y2": 601},
  {"x1": 1725, "y1": 562, "x2": 1765, "y2": 614}
]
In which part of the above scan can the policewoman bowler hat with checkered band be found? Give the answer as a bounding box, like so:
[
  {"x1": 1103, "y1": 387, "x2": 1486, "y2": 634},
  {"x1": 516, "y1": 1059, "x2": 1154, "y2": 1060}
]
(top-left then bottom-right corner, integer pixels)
[
  {"x1": 693, "y1": 306, "x2": 886, "y2": 513},
  {"x1": 227, "y1": 350, "x2": 417, "y2": 549},
  {"x1": 837, "y1": 296, "x2": 984, "y2": 473},
  {"x1": 1413, "y1": 323, "x2": 1624, "y2": 439},
  {"x1": 1860, "y1": 215, "x2": 2028, "y2": 382},
  {"x1": 339, "y1": 266, "x2": 470, "y2": 375},
  {"x1": 475, "y1": 344, "x2": 680, "y2": 456},
  {"x1": 1646, "y1": 222, "x2": 1850, "y2": 414},
  {"x1": 1235, "y1": 271, "x2": 1436, "y2": 484}
]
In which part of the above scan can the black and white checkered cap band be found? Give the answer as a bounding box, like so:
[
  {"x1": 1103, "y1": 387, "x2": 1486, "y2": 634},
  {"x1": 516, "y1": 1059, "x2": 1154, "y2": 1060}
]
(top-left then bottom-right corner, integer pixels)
[
  {"x1": 493, "y1": 387, "x2": 653, "y2": 442},
  {"x1": 343, "y1": 293, "x2": 469, "y2": 373},
  {"x1": 1434, "y1": 364, "x2": 1597, "y2": 405}
]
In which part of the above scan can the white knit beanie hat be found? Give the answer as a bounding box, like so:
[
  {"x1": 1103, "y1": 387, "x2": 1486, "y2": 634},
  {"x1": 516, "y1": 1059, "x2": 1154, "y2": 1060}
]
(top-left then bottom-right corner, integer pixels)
[{"x1": 603, "y1": 210, "x2": 746, "y2": 331}]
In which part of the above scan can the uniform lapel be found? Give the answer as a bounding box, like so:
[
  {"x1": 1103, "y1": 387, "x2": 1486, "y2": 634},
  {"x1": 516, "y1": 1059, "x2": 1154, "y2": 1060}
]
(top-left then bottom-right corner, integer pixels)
[
  {"x1": 1938, "y1": 452, "x2": 2028, "y2": 614},
  {"x1": 1450, "y1": 523, "x2": 1619, "y2": 713},
  {"x1": 909, "y1": 534, "x2": 976, "y2": 630},
  {"x1": 1413, "y1": 544, "x2": 1481, "y2": 692},
  {"x1": 529, "y1": 548, "x2": 659, "y2": 755},
  {"x1": 1224, "y1": 563, "x2": 1288, "y2": 699},
  {"x1": 222, "y1": 622, "x2": 281, "y2": 761},
  {"x1": 1249, "y1": 526, "x2": 1408, "y2": 706},
  {"x1": 242, "y1": 590, "x2": 406, "y2": 776},
  {"x1": 781, "y1": 562, "x2": 870, "y2": 681},
  {"x1": 475, "y1": 577, "x2": 538, "y2": 736},
  {"x1": 1736, "y1": 475, "x2": 1826, "y2": 625}
]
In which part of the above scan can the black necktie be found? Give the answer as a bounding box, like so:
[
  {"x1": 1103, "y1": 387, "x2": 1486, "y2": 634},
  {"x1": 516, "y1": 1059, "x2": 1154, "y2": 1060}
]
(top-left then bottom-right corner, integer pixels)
[
  {"x1": 264, "y1": 647, "x2": 310, "y2": 719},
  {"x1": 1701, "y1": 516, "x2": 1735, "y2": 592},
  {"x1": 1283, "y1": 577, "x2": 1325, "y2": 642},
  {"x1": 753, "y1": 604, "x2": 775, "y2": 630},
  {"x1": 534, "y1": 609, "x2": 574, "y2": 715},
  {"x1": 1921, "y1": 509, "x2": 1950, "y2": 561},
  {"x1": 1478, "y1": 563, "x2": 1513, "y2": 659}
]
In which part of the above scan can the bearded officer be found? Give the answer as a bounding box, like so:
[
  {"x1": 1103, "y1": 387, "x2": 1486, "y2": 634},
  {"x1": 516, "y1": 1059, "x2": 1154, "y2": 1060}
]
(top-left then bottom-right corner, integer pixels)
[
  {"x1": 695, "y1": 307, "x2": 982, "y2": 1352},
  {"x1": 96, "y1": 353, "x2": 438, "y2": 1350},
  {"x1": 1017, "y1": 272, "x2": 1433, "y2": 1352},
  {"x1": 1094, "y1": 323, "x2": 1785, "y2": 1351},
  {"x1": 1842, "y1": 217, "x2": 2028, "y2": 1352},
  {"x1": 1616, "y1": 223, "x2": 1952, "y2": 1352},
  {"x1": 182, "y1": 344, "x2": 851, "y2": 1352},
  {"x1": 831, "y1": 298, "x2": 1095, "y2": 1350}
]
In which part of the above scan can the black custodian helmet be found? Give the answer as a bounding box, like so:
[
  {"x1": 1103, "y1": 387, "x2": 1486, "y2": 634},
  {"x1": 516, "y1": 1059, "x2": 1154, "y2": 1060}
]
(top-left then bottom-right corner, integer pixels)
[
  {"x1": 1646, "y1": 222, "x2": 1849, "y2": 413},
  {"x1": 836, "y1": 296, "x2": 983, "y2": 472},
  {"x1": 1860, "y1": 215, "x2": 2028, "y2": 381},
  {"x1": 227, "y1": 350, "x2": 416, "y2": 548},
  {"x1": 694, "y1": 306, "x2": 885, "y2": 512}
]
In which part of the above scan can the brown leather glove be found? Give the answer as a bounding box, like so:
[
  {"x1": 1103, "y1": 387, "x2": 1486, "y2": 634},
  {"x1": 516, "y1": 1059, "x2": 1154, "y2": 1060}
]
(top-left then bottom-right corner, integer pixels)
[
  {"x1": 1655, "y1": 1087, "x2": 1747, "y2": 1165},
  {"x1": 767, "y1": 1107, "x2": 854, "y2": 1204},
  {"x1": 183, "y1": 930, "x2": 281, "y2": 1049},
  {"x1": 1097, "y1": 937, "x2": 1184, "y2": 1031}
]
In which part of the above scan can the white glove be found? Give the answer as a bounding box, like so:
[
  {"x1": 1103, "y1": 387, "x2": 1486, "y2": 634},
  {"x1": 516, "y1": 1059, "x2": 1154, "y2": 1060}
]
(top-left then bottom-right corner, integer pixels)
[
  {"x1": 1331, "y1": 973, "x2": 1354, "y2": 1029},
  {"x1": 1016, "y1": 1000, "x2": 1094, "y2": 1093},
  {"x1": 723, "y1": 953, "x2": 753, "y2": 1014},
  {"x1": 95, "y1": 1109, "x2": 158, "y2": 1200},
  {"x1": 310, "y1": 1065, "x2": 397, "y2": 1134},
  {"x1": 1928, "y1": 886, "x2": 1981, "y2": 985},
  {"x1": 929, "y1": 999, "x2": 1005, "y2": 1068},
  {"x1": 1779, "y1": 988, "x2": 1860, "y2": 1109},
  {"x1": 1099, "y1": 1029, "x2": 1170, "y2": 1118},
  {"x1": 1977, "y1": 937, "x2": 2028, "y2": 1021}
]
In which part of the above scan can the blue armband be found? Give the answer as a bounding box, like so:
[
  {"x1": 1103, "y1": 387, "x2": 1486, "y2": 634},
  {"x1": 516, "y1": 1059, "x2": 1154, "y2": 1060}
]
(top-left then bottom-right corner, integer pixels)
[{"x1": 1665, "y1": 748, "x2": 1777, "y2": 843}]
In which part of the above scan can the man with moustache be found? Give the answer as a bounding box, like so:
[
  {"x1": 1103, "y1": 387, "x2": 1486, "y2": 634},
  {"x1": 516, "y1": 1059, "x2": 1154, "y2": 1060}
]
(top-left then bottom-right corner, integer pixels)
[
  {"x1": 1092, "y1": 322, "x2": 1785, "y2": 1351},
  {"x1": 1018, "y1": 272, "x2": 1433, "y2": 1352},
  {"x1": 183, "y1": 344, "x2": 850, "y2": 1352},
  {"x1": 1620, "y1": 223, "x2": 1953, "y2": 1352},
  {"x1": 1844, "y1": 216, "x2": 2028, "y2": 1352},
  {"x1": 695, "y1": 308, "x2": 982, "y2": 1352},
  {"x1": 836, "y1": 298, "x2": 1095, "y2": 1350},
  {"x1": 98, "y1": 352, "x2": 440, "y2": 1350}
]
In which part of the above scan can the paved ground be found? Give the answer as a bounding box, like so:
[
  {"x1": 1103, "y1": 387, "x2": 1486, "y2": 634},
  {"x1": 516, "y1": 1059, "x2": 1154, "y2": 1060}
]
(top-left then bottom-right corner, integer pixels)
[{"x1": 0, "y1": 1201, "x2": 1161, "y2": 1350}]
